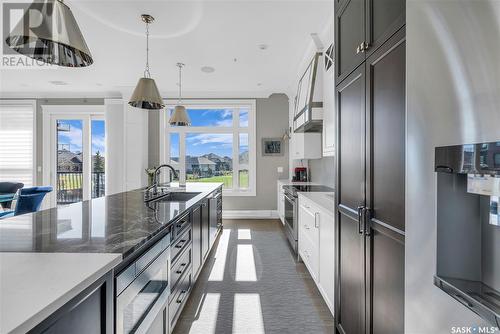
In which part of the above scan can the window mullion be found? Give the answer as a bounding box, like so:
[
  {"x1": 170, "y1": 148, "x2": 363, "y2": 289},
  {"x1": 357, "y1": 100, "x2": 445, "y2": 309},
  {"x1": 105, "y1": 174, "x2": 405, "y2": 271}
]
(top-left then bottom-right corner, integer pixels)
[{"x1": 180, "y1": 132, "x2": 186, "y2": 185}]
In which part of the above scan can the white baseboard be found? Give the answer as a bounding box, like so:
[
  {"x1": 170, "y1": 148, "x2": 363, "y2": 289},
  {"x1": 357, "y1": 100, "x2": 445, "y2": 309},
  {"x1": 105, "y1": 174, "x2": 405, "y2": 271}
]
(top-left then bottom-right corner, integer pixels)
[{"x1": 222, "y1": 210, "x2": 279, "y2": 220}]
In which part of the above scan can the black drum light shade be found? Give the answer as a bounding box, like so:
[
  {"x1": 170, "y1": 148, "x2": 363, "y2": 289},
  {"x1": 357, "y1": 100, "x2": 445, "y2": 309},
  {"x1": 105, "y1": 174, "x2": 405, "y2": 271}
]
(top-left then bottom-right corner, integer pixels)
[
  {"x1": 129, "y1": 77, "x2": 164, "y2": 110},
  {"x1": 5, "y1": 0, "x2": 93, "y2": 67}
]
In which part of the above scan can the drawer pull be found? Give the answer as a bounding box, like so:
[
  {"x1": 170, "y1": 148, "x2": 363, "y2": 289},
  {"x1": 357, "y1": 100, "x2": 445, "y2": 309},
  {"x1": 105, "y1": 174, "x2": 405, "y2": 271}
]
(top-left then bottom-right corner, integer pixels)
[
  {"x1": 175, "y1": 244, "x2": 182, "y2": 249},
  {"x1": 176, "y1": 290, "x2": 187, "y2": 303},
  {"x1": 181, "y1": 263, "x2": 187, "y2": 267},
  {"x1": 176, "y1": 270, "x2": 183, "y2": 274}
]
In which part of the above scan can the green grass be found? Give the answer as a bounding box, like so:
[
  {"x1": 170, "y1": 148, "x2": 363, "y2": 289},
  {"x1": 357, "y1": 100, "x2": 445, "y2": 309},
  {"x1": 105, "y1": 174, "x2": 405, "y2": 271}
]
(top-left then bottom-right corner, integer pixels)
[{"x1": 187, "y1": 171, "x2": 249, "y2": 189}]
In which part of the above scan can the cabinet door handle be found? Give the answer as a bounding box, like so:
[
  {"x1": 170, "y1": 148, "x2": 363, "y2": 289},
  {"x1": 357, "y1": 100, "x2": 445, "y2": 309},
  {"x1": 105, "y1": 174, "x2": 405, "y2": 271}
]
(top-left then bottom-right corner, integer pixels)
[
  {"x1": 357, "y1": 206, "x2": 365, "y2": 235},
  {"x1": 362, "y1": 41, "x2": 370, "y2": 52},
  {"x1": 356, "y1": 44, "x2": 361, "y2": 54},
  {"x1": 314, "y1": 212, "x2": 320, "y2": 228},
  {"x1": 363, "y1": 208, "x2": 371, "y2": 236}
]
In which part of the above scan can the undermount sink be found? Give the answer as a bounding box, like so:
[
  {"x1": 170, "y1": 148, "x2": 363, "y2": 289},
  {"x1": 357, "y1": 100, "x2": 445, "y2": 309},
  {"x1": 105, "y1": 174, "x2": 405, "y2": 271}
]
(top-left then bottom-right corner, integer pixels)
[{"x1": 152, "y1": 192, "x2": 201, "y2": 203}]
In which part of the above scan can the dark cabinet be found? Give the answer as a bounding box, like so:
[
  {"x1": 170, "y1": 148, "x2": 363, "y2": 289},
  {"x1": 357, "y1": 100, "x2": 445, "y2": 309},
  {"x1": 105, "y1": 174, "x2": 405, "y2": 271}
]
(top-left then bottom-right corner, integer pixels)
[
  {"x1": 335, "y1": 0, "x2": 405, "y2": 83},
  {"x1": 336, "y1": 65, "x2": 366, "y2": 334},
  {"x1": 201, "y1": 199, "x2": 210, "y2": 261},
  {"x1": 191, "y1": 205, "x2": 202, "y2": 278},
  {"x1": 335, "y1": 25, "x2": 405, "y2": 334},
  {"x1": 366, "y1": 28, "x2": 406, "y2": 233},
  {"x1": 335, "y1": 0, "x2": 365, "y2": 83},
  {"x1": 29, "y1": 272, "x2": 113, "y2": 334},
  {"x1": 365, "y1": 28, "x2": 405, "y2": 334},
  {"x1": 365, "y1": 0, "x2": 405, "y2": 57}
]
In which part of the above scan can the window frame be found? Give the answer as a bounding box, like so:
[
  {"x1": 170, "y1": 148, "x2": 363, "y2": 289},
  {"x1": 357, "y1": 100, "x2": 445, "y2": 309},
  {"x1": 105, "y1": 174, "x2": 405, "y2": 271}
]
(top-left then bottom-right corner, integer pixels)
[{"x1": 159, "y1": 99, "x2": 256, "y2": 196}]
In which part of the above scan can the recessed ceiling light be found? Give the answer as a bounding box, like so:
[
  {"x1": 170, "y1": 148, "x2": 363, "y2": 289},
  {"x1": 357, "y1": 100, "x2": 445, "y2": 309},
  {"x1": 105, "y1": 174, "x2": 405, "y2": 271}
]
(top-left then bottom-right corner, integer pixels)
[
  {"x1": 201, "y1": 66, "x2": 215, "y2": 73},
  {"x1": 257, "y1": 83, "x2": 262, "y2": 86},
  {"x1": 258, "y1": 44, "x2": 268, "y2": 50},
  {"x1": 49, "y1": 80, "x2": 68, "y2": 86}
]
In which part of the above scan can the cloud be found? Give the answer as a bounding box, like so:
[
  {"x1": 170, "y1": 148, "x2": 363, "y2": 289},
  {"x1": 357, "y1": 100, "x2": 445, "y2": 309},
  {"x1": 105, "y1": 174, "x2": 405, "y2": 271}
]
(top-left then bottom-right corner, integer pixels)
[
  {"x1": 92, "y1": 135, "x2": 105, "y2": 154},
  {"x1": 186, "y1": 133, "x2": 233, "y2": 147},
  {"x1": 215, "y1": 119, "x2": 233, "y2": 127},
  {"x1": 59, "y1": 125, "x2": 83, "y2": 152}
]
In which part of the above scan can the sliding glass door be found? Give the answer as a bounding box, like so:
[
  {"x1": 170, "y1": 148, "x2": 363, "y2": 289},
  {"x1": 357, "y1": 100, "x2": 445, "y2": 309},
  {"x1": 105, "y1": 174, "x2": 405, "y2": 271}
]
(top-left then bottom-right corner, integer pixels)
[{"x1": 43, "y1": 108, "x2": 105, "y2": 207}]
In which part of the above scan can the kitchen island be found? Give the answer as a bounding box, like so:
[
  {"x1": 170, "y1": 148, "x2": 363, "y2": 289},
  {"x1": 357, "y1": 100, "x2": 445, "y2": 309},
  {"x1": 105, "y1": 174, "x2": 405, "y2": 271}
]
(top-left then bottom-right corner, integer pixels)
[{"x1": 0, "y1": 183, "x2": 223, "y2": 334}]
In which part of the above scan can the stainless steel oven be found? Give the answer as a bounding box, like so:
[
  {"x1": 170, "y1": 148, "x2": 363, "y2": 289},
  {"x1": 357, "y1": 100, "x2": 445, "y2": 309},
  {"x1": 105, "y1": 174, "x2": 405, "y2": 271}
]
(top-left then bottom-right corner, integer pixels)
[
  {"x1": 116, "y1": 232, "x2": 171, "y2": 334},
  {"x1": 283, "y1": 190, "x2": 298, "y2": 256}
]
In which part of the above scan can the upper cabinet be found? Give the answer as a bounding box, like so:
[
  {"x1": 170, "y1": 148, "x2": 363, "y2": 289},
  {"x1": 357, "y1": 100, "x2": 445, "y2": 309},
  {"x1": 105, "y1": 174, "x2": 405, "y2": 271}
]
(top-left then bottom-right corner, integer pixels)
[
  {"x1": 335, "y1": 0, "x2": 405, "y2": 83},
  {"x1": 291, "y1": 132, "x2": 322, "y2": 160}
]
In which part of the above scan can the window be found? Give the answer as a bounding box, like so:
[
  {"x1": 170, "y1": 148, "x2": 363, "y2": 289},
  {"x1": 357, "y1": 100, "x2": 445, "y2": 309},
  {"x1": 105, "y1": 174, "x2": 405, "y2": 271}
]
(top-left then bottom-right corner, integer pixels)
[
  {"x1": 0, "y1": 101, "x2": 36, "y2": 187},
  {"x1": 161, "y1": 100, "x2": 256, "y2": 196}
]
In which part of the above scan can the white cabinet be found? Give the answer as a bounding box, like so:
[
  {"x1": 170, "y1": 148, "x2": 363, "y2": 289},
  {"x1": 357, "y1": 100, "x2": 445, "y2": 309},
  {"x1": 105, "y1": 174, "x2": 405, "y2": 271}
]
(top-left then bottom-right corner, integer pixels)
[
  {"x1": 318, "y1": 208, "x2": 334, "y2": 314},
  {"x1": 291, "y1": 133, "x2": 322, "y2": 160},
  {"x1": 298, "y1": 201, "x2": 320, "y2": 280},
  {"x1": 322, "y1": 55, "x2": 335, "y2": 157},
  {"x1": 298, "y1": 194, "x2": 335, "y2": 315},
  {"x1": 277, "y1": 182, "x2": 285, "y2": 224}
]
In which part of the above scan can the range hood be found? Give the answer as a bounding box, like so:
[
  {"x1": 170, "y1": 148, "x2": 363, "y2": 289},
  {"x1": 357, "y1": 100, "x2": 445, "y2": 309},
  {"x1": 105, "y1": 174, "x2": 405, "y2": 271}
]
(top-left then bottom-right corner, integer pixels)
[{"x1": 293, "y1": 52, "x2": 323, "y2": 133}]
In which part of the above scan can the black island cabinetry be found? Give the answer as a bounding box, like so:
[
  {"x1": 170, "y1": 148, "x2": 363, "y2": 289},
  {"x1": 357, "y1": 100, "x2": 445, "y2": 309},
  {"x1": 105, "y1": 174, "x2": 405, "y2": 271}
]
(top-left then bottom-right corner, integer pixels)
[
  {"x1": 114, "y1": 185, "x2": 223, "y2": 334},
  {"x1": 17, "y1": 184, "x2": 223, "y2": 334}
]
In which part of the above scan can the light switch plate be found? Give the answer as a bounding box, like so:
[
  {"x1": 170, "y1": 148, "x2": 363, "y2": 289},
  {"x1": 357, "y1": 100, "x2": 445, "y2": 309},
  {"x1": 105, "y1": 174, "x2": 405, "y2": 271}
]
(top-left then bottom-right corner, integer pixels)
[{"x1": 277, "y1": 167, "x2": 284, "y2": 173}]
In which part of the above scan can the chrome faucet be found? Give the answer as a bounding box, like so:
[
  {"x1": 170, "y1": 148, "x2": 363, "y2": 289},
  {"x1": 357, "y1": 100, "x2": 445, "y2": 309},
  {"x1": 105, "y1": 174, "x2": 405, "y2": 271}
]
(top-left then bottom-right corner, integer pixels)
[{"x1": 150, "y1": 164, "x2": 179, "y2": 194}]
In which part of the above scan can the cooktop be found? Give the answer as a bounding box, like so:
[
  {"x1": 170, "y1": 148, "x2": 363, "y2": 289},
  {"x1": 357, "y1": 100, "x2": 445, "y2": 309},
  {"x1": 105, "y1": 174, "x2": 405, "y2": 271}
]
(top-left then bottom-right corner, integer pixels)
[{"x1": 283, "y1": 185, "x2": 334, "y2": 197}]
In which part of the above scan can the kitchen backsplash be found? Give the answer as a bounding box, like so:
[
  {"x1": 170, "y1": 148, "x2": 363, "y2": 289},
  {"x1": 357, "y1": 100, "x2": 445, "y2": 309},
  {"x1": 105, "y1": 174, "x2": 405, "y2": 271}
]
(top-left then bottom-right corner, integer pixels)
[{"x1": 309, "y1": 156, "x2": 335, "y2": 188}]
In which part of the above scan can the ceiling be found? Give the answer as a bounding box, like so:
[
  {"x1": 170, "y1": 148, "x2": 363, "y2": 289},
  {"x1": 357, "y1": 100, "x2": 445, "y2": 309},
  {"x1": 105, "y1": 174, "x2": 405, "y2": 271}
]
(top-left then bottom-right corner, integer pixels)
[{"x1": 0, "y1": 0, "x2": 333, "y2": 98}]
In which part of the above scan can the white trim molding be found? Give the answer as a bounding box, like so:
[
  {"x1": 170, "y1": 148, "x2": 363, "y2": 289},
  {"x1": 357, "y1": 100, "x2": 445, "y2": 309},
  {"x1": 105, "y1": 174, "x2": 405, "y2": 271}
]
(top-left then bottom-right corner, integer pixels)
[{"x1": 222, "y1": 210, "x2": 279, "y2": 220}]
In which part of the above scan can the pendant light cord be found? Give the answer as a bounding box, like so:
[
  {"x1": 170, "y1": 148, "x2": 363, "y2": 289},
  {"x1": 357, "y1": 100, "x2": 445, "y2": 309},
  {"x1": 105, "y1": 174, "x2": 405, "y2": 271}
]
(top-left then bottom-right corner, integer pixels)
[
  {"x1": 177, "y1": 63, "x2": 184, "y2": 104},
  {"x1": 144, "y1": 21, "x2": 151, "y2": 78}
]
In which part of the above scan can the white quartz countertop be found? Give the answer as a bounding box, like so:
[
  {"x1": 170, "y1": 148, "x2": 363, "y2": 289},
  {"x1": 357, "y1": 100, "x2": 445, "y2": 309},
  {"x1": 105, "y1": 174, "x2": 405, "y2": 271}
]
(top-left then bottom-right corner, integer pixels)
[
  {"x1": 0, "y1": 252, "x2": 121, "y2": 334},
  {"x1": 298, "y1": 192, "x2": 335, "y2": 215}
]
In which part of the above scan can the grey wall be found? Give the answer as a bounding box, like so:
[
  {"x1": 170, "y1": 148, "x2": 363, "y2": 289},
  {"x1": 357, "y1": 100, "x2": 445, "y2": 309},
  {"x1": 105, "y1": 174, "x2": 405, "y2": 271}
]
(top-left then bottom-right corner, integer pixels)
[
  {"x1": 309, "y1": 156, "x2": 334, "y2": 188},
  {"x1": 149, "y1": 94, "x2": 289, "y2": 211},
  {"x1": 406, "y1": 0, "x2": 500, "y2": 332}
]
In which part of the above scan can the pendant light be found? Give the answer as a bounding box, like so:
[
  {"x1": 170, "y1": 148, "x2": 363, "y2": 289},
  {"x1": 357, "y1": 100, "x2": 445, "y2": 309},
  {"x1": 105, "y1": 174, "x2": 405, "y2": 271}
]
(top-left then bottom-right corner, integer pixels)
[
  {"x1": 169, "y1": 63, "x2": 191, "y2": 126},
  {"x1": 129, "y1": 14, "x2": 165, "y2": 110},
  {"x1": 5, "y1": 0, "x2": 93, "y2": 67}
]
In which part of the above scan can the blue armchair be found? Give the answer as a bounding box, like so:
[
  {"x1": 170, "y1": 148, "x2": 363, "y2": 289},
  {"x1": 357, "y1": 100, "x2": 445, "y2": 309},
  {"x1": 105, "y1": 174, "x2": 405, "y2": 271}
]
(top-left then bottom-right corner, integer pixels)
[
  {"x1": 0, "y1": 186, "x2": 52, "y2": 218},
  {"x1": 0, "y1": 182, "x2": 24, "y2": 209}
]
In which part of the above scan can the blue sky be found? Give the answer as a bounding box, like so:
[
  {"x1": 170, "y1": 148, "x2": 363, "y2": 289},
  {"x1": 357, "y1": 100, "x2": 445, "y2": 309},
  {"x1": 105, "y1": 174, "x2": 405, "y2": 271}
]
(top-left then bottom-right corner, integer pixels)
[
  {"x1": 170, "y1": 109, "x2": 249, "y2": 158},
  {"x1": 57, "y1": 120, "x2": 105, "y2": 155}
]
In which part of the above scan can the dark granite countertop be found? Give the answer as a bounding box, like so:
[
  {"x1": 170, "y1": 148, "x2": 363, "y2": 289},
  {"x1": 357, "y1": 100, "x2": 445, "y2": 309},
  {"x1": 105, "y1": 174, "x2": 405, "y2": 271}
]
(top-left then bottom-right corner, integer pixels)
[{"x1": 0, "y1": 183, "x2": 222, "y2": 260}]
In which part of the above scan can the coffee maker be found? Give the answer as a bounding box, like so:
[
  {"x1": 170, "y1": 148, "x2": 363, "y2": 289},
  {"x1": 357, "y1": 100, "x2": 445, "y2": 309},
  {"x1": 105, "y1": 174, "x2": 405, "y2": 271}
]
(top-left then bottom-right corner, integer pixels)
[{"x1": 293, "y1": 167, "x2": 308, "y2": 182}]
